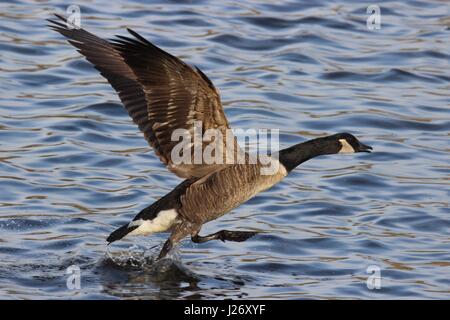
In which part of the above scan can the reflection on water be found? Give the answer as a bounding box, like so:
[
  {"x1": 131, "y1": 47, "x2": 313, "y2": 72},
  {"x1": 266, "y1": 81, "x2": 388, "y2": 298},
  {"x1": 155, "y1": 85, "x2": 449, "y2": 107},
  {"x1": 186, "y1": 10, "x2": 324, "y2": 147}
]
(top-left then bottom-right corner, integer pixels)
[{"x1": 0, "y1": 0, "x2": 449, "y2": 299}]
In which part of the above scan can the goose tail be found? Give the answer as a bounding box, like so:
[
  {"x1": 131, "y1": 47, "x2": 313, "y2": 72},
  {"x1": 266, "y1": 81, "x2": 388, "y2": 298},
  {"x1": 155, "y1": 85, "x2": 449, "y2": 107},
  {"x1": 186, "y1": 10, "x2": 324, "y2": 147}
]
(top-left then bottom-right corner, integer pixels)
[{"x1": 107, "y1": 223, "x2": 138, "y2": 244}]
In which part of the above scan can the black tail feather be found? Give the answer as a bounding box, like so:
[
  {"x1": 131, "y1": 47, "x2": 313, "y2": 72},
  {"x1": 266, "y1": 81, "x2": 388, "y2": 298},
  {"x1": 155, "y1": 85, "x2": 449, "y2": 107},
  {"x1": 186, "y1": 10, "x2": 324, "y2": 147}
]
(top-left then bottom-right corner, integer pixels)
[{"x1": 107, "y1": 223, "x2": 138, "y2": 244}]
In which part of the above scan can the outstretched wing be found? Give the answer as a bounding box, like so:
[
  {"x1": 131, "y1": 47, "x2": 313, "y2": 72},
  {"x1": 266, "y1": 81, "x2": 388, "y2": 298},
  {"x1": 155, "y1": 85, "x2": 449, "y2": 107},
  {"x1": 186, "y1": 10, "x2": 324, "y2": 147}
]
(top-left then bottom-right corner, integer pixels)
[{"x1": 48, "y1": 14, "x2": 241, "y2": 178}]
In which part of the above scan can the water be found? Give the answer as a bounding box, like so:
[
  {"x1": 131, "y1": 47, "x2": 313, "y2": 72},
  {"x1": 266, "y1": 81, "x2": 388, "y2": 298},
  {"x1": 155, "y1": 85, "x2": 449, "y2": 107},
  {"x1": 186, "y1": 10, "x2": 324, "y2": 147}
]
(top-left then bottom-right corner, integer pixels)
[{"x1": 0, "y1": 0, "x2": 449, "y2": 299}]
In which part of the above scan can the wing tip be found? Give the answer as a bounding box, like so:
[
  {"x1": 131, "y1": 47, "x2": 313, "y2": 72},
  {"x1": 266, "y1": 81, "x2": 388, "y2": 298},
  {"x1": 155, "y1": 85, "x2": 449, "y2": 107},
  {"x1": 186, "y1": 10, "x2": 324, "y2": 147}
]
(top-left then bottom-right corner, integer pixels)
[
  {"x1": 126, "y1": 28, "x2": 146, "y2": 42},
  {"x1": 47, "y1": 13, "x2": 82, "y2": 31}
]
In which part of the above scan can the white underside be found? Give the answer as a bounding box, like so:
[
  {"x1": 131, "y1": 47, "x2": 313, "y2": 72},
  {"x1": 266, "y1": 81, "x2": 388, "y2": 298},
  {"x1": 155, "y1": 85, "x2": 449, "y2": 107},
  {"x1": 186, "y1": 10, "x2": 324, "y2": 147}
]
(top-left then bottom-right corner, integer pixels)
[{"x1": 127, "y1": 209, "x2": 178, "y2": 236}]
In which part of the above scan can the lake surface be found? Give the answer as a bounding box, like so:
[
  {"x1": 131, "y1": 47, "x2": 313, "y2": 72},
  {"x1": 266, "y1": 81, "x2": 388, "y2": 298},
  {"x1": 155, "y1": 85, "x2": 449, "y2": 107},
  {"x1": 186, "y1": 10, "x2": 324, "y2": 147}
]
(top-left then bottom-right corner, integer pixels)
[{"x1": 0, "y1": 0, "x2": 449, "y2": 299}]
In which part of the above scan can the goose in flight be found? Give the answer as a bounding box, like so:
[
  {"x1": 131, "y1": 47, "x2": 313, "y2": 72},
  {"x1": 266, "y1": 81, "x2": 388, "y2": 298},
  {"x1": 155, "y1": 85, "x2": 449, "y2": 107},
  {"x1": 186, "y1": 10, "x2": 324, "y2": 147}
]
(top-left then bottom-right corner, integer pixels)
[{"x1": 48, "y1": 14, "x2": 372, "y2": 260}]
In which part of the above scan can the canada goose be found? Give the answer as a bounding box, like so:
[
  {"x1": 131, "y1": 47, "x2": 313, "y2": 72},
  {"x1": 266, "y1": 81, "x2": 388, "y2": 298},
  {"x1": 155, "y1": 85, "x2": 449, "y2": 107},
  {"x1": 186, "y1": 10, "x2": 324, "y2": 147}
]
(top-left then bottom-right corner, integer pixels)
[{"x1": 48, "y1": 14, "x2": 372, "y2": 260}]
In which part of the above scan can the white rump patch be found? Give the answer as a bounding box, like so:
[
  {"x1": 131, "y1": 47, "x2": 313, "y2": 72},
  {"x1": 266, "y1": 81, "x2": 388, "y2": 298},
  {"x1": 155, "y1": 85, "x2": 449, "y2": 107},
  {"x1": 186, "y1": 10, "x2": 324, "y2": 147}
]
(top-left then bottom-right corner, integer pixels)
[
  {"x1": 127, "y1": 209, "x2": 178, "y2": 236},
  {"x1": 338, "y1": 139, "x2": 355, "y2": 153}
]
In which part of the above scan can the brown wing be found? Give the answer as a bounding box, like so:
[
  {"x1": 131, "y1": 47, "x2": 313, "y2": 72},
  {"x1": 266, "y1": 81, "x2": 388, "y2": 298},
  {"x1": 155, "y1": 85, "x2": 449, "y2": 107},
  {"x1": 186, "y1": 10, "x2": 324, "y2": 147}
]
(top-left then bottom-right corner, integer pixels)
[
  {"x1": 48, "y1": 14, "x2": 241, "y2": 178},
  {"x1": 47, "y1": 15, "x2": 159, "y2": 157},
  {"x1": 110, "y1": 29, "x2": 242, "y2": 178}
]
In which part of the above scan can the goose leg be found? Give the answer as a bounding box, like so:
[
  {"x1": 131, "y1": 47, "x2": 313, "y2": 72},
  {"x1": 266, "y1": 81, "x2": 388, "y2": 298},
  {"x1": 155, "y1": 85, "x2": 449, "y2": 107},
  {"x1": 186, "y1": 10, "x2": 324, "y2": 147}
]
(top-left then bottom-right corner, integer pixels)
[
  {"x1": 191, "y1": 230, "x2": 257, "y2": 243},
  {"x1": 158, "y1": 238, "x2": 174, "y2": 260},
  {"x1": 157, "y1": 221, "x2": 200, "y2": 260}
]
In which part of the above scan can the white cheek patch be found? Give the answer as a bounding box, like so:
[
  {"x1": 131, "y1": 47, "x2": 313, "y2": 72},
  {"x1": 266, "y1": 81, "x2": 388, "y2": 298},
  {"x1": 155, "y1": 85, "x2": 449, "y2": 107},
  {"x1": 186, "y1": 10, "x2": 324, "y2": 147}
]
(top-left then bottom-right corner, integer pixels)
[
  {"x1": 338, "y1": 139, "x2": 355, "y2": 153},
  {"x1": 128, "y1": 209, "x2": 178, "y2": 236}
]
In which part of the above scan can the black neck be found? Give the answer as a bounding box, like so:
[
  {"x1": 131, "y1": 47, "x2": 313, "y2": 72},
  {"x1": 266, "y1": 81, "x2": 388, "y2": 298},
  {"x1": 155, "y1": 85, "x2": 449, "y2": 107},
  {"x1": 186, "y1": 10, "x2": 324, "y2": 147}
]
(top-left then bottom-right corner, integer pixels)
[{"x1": 278, "y1": 135, "x2": 341, "y2": 172}]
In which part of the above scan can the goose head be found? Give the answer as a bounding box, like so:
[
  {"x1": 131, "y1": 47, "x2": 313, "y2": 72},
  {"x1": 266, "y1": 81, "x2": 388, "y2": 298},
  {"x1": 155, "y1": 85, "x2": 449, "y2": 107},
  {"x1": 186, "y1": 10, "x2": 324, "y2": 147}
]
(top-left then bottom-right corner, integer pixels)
[{"x1": 334, "y1": 132, "x2": 372, "y2": 154}]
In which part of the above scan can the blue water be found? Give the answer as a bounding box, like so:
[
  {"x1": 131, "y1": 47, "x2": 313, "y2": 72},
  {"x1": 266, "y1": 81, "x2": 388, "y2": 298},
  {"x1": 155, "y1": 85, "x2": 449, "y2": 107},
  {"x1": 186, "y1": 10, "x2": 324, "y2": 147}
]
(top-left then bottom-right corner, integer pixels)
[{"x1": 0, "y1": 0, "x2": 449, "y2": 299}]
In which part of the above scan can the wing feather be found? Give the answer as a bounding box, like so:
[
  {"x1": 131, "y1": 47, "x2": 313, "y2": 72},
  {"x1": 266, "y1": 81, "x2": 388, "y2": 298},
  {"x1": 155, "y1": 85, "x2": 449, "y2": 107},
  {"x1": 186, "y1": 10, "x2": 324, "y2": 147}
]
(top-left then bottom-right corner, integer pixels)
[{"x1": 49, "y1": 14, "x2": 242, "y2": 178}]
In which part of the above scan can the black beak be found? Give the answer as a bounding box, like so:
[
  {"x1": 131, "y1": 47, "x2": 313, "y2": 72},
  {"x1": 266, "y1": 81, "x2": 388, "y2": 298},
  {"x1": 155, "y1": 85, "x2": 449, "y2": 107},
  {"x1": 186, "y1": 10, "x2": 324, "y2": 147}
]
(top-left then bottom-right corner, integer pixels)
[{"x1": 359, "y1": 143, "x2": 373, "y2": 153}]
